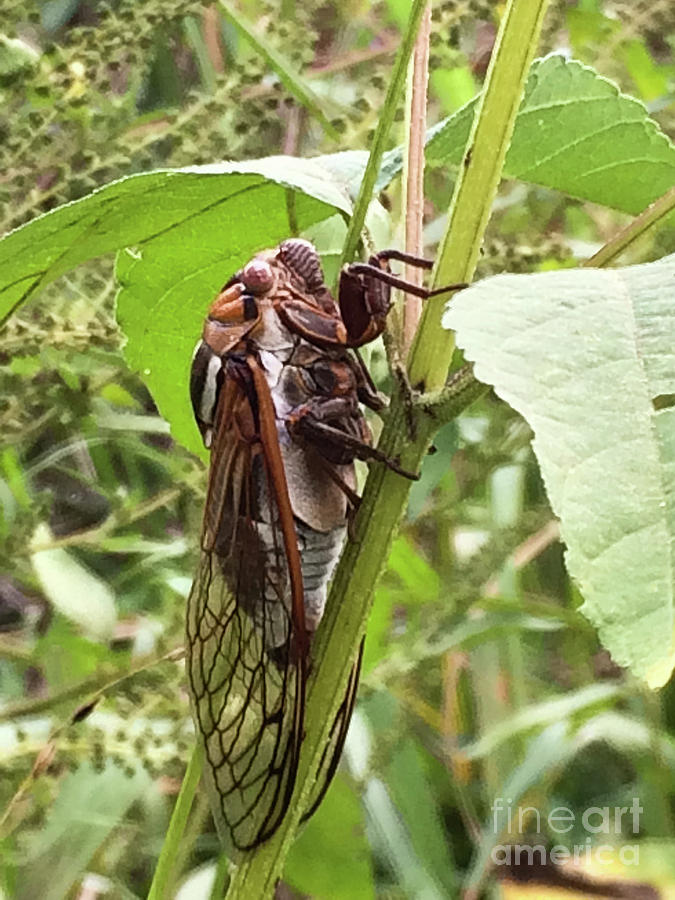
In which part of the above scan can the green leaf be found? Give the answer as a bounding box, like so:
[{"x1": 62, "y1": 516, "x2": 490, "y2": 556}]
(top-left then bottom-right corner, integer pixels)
[
  {"x1": 284, "y1": 777, "x2": 373, "y2": 899},
  {"x1": 30, "y1": 523, "x2": 117, "y2": 641},
  {"x1": 443, "y1": 256, "x2": 675, "y2": 686},
  {"x1": 41, "y1": 0, "x2": 81, "y2": 31},
  {"x1": 383, "y1": 0, "x2": 412, "y2": 32},
  {"x1": 620, "y1": 39, "x2": 670, "y2": 103},
  {"x1": 0, "y1": 158, "x2": 350, "y2": 327},
  {"x1": 498, "y1": 56, "x2": 675, "y2": 213},
  {"x1": 386, "y1": 536, "x2": 440, "y2": 603},
  {"x1": 361, "y1": 584, "x2": 395, "y2": 675},
  {"x1": 310, "y1": 151, "x2": 372, "y2": 202},
  {"x1": 0, "y1": 159, "x2": 350, "y2": 454},
  {"x1": 380, "y1": 56, "x2": 675, "y2": 214},
  {"x1": 362, "y1": 776, "x2": 446, "y2": 899},
  {"x1": 18, "y1": 761, "x2": 151, "y2": 900},
  {"x1": 115, "y1": 160, "x2": 351, "y2": 456},
  {"x1": 35, "y1": 617, "x2": 110, "y2": 688},
  {"x1": 429, "y1": 65, "x2": 477, "y2": 114},
  {"x1": 386, "y1": 739, "x2": 458, "y2": 895},
  {"x1": 465, "y1": 722, "x2": 577, "y2": 891},
  {"x1": 407, "y1": 421, "x2": 459, "y2": 519},
  {"x1": 0, "y1": 35, "x2": 39, "y2": 81},
  {"x1": 463, "y1": 683, "x2": 622, "y2": 760},
  {"x1": 573, "y1": 710, "x2": 675, "y2": 765},
  {"x1": 369, "y1": 610, "x2": 565, "y2": 683},
  {"x1": 98, "y1": 383, "x2": 138, "y2": 408}
]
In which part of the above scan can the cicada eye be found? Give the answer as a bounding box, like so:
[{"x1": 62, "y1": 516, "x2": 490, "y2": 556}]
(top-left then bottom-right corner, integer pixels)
[{"x1": 241, "y1": 259, "x2": 274, "y2": 295}]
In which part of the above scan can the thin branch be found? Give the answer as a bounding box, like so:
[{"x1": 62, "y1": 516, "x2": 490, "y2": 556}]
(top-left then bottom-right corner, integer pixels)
[
  {"x1": 482, "y1": 520, "x2": 561, "y2": 598},
  {"x1": 218, "y1": 0, "x2": 340, "y2": 140},
  {"x1": 336, "y1": 0, "x2": 432, "y2": 277},
  {"x1": 310, "y1": 33, "x2": 399, "y2": 75},
  {"x1": 0, "y1": 646, "x2": 183, "y2": 722},
  {"x1": 402, "y1": 3, "x2": 431, "y2": 352},
  {"x1": 147, "y1": 744, "x2": 205, "y2": 900},
  {"x1": 584, "y1": 185, "x2": 675, "y2": 268},
  {"x1": 0, "y1": 741, "x2": 57, "y2": 837},
  {"x1": 202, "y1": 6, "x2": 225, "y2": 73}
]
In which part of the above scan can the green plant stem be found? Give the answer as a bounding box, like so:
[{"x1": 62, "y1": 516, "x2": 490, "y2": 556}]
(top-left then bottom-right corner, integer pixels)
[
  {"x1": 585, "y1": 184, "x2": 675, "y2": 267},
  {"x1": 209, "y1": 852, "x2": 231, "y2": 899},
  {"x1": 414, "y1": 363, "x2": 487, "y2": 423},
  {"x1": 0, "y1": 647, "x2": 182, "y2": 723},
  {"x1": 169, "y1": 790, "x2": 212, "y2": 894},
  {"x1": 337, "y1": 0, "x2": 431, "y2": 275},
  {"x1": 147, "y1": 742, "x2": 204, "y2": 900},
  {"x1": 224, "y1": 5, "x2": 431, "y2": 896}
]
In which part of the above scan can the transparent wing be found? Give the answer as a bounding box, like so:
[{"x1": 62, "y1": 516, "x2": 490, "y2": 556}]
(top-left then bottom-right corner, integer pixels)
[{"x1": 186, "y1": 361, "x2": 307, "y2": 854}]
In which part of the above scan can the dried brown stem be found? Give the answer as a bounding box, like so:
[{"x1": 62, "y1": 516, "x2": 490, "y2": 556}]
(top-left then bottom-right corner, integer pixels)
[
  {"x1": 202, "y1": 7, "x2": 225, "y2": 73},
  {"x1": 403, "y1": 4, "x2": 431, "y2": 352},
  {"x1": 483, "y1": 520, "x2": 561, "y2": 598}
]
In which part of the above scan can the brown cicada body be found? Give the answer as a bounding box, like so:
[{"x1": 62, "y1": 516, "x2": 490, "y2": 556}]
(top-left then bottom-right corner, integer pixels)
[{"x1": 186, "y1": 238, "x2": 461, "y2": 854}]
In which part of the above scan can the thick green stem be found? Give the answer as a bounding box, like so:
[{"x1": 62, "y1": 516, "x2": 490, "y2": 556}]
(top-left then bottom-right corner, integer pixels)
[
  {"x1": 225, "y1": 7, "x2": 431, "y2": 896},
  {"x1": 414, "y1": 364, "x2": 488, "y2": 424}
]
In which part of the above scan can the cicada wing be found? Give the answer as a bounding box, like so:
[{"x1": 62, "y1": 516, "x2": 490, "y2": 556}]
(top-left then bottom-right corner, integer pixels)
[
  {"x1": 300, "y1": 637, "x2": 364, "y2": 824},
  {"x1": 186, "y1": 361, "x2": 307, "y2": 855}
]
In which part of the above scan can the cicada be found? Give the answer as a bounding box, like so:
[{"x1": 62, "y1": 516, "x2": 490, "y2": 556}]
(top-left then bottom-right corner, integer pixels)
[{"x1": 187, "y1": 238, "x2": 455, "y2": 854}]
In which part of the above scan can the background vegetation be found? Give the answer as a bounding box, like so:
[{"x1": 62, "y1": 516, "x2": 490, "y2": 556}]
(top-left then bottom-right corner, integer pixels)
[{"x1": 1, "y1": 0, "x2": 674, "y2": 897}]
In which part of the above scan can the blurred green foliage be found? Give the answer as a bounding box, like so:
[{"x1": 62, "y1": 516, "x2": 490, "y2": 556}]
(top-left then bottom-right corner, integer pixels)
[{"x1": 1, "y1": 0, "x2": 674, "y2": 897}]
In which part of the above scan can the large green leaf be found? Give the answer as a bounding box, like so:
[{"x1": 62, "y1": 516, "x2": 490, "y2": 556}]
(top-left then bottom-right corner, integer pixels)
[
  {"x1": 0, "y1": 157, "x2": 350, "y2": 327},
  {"x1": 443, "y1": 256, "x2": 675, "y2": 686},
  {"x1": 378, "y1": 55, "x2": 675, "y2": 214},
  {"x1": 0, "y1": 157, "x2": 351, "y2": 453}
]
